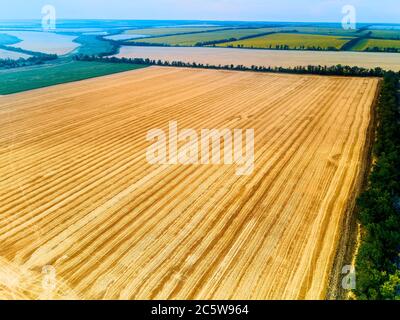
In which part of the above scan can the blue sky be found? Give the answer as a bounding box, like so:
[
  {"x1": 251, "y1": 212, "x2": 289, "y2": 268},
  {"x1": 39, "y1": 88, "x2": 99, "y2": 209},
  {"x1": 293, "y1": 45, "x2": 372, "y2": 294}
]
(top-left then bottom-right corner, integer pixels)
[{"x1": 2, "y1": 0, "x2": 399, "y2": 23}]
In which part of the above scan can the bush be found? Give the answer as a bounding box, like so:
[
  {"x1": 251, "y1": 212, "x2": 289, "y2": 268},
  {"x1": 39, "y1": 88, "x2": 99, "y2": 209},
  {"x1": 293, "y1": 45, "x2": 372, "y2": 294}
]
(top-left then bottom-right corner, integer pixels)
[{"x1": 354, "y1": 72, "x2": 400, "y2": 300}]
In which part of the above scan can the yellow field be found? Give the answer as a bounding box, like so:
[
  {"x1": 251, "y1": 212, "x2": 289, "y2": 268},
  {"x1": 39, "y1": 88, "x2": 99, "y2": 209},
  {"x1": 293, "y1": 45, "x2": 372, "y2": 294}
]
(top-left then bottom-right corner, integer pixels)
[
  {"x1": 0, "y1": 67, "x2": 378, "y2": 300},
  {"x1": 219, "y1": 33, "x2": 353, "y2": 49},
  {"x1": 115, "y1": 46, "x2": 400, "y2": 72},
  {"x1": 353, "y1": 38, "x2": 400, "y2": 51}
]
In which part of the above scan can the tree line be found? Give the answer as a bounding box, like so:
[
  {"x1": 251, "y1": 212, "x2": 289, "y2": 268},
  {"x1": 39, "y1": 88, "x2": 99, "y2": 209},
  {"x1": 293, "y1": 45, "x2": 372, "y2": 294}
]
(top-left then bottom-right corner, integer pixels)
[
  {"x1": 0, "y1": 44, "x2": 58, "y2": 58},
  {"x1": 195, "y1": 37, "x2": 238, "y2": 47},
  {"x1": 194, "y1": 31, "x2": 282, "y2": 47},
  {"x1": 124, "y1": 27, "x2": 237, "y2": 42},
  {"x1": 365, "y1": 47, "x2": 400, "y2": 53},
  {"x1": 0, "y1": 54, "x2": 57, "y2": 69},
  {"x1": 74, "y1": 54, "x2": 398, "y2": 78},
  {"x1": 124, "y1": 41, "x2": 173, "y2": 47},
  {"x1": 354, "y1": 71, "x2": 400, "y2": 300},
  {"x1": 341, "y1": 33, "x2": 372, "y2": 51},
  {"x1": 77, "y1": 54, "x2": 400, "y2": 299},
  {"x1": 226, "y1": 44, "x2": 340, "y2": 51}
]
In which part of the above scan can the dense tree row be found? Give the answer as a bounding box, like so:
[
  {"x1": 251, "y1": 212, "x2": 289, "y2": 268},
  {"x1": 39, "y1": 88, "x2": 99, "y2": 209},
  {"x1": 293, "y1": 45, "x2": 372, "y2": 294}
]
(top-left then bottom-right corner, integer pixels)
[
  {"x1": 341, "y1": 37, "x2": 365, "y2": 51},
  {"x1": 0, "y1": 44, "x2": 58, "y2": 59},
  {"x1": 77, "y1": 54, "x2": 400, "y2": 299},
  {"x1": 74, "y1": 54, "x2": 397, "y2": 78},
  {"x1": 340, "y1": 31, "x2": 400, "y2": 52},
  {"x1": 126, "y1": 27, "x2": 238, "y2": 43},
  {"x1": 365, "y1": 47, "x2": 400, "y2": 53},
  {"x1": 194, "y1": 31, "x2": 280, "y2": 47},
  {"x1": 120, "y1": 39, "x2": 400, "y2": 52},
  {"x1": 195, "y1": 37, "x2": 238, "y2": 47},
  {"x1": 236, "y1": 31, "x2": 278, "y2": 41},
  {"x1": 122, "y1": 28, "x2": 243, "y2": 47},
  {"x1": 126, "y1": 41, "x2": 173, "y2": 47},
  {"x1": 226, "y1": 44, "x2": 340, "y2": 51},
  {"x1": 75, "y1": 35, "x2": 120, "y2": 57},
  {"x1": 0, "y1": 54, "x2": 57, "y2": 69},
  {"x1": 354, "y1": 72, "x2": 400, "y2": 300}
]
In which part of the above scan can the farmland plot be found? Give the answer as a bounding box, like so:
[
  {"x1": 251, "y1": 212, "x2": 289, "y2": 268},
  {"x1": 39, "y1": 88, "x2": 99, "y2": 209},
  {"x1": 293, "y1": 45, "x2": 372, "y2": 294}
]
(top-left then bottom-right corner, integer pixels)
[
  {"x1": 128, "y1": 28, "x2": 277, "y2": 46},
  {"x1": 0, "y1": 67, "x2": 378, "y2": 300},
  {"x1": 115, "y1": 46, "x2": 400, "y2": 71},
  {"x1": 219, "y1": 33, "x2": 354, "y2": 49}
]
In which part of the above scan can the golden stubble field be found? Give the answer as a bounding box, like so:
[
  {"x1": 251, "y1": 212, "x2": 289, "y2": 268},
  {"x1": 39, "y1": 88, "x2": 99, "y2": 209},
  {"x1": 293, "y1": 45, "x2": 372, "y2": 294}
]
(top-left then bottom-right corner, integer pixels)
[
  {"x1": 115, "y1": 46, "x2": 400, "y2": 71},
  {"x1": 0, "y1": 66, "x2": 379, "y2": 300}
]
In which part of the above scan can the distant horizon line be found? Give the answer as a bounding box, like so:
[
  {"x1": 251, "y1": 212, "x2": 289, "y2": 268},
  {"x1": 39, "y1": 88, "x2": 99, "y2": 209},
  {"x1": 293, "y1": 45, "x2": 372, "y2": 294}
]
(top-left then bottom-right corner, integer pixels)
[{"x1": 0, "y1": 18, "x2": 399, "y2": 25}]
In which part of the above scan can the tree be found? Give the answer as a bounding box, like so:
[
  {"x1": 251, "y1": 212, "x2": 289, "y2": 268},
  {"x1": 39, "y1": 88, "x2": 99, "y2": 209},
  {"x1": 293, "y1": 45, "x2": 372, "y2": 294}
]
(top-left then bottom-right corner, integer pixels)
[{"x1": 380, "y1": 270, "x2": 400, "y2": 300}]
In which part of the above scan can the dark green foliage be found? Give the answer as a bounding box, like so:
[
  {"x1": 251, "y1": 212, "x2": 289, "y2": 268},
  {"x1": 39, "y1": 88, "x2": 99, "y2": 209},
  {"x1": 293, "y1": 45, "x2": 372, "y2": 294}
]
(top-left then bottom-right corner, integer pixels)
[
  {"x1": 355, "y1": 72, "x2": 400, "y2": 300},
  {"x1": 124, "y1": 41, "x2": 172, "y2": 47},
  {"x1": 365, "y1": 47, "x2": 400, "y2": 53},
  {"x1": 341, "y1": 36, "x2": 366, "y2": 51},
  {"x1": 195, "y1": 37, "x2": 238, "y2": 47},
  {"x1": 0, "y1": 44, "x2": 58, "y2": 58},
  {"x1": 194, "y1": 31, "x2": 291, "y2": 47},
  {"x1": 78, "y1": 55, "x2": 400, "y2": 300},
  {"x1": 380, "y1": 271, "x2": 400, "y2": 300},
  {"x1": 341, "y1": 32, "x2": 372, "y2": 51},
  {"x1": 74, "y1": 35, "x2": 119, "y2": 56},
  {"x1": 0, "y1": 54, "x2": 57, "y2": 69},
  {"x1": 74, "y1": 54, "x2": 398, "y2": 78}
]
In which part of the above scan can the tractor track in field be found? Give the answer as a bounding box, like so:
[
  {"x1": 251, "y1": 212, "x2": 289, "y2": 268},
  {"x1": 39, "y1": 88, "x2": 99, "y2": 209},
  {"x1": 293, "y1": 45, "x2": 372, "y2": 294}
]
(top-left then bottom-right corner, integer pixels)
[{"x1": 0, "y1": 67, "x2": 379, "y2": 299}]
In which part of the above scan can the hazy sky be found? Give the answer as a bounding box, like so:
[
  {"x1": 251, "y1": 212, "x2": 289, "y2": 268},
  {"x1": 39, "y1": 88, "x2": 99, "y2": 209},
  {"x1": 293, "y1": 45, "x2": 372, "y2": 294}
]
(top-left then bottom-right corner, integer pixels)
[{"x1": 1, "y1": 0, "x2": 399, "y2": 23}]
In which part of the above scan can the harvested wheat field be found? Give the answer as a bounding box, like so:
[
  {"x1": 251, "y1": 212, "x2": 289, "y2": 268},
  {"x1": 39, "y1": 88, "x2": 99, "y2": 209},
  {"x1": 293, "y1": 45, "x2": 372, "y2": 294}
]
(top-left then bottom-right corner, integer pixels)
[
  {"x1": 115, "y1": 46, "x2": 400, "y2": 71},
  {"x1": 0, "y1": 66, "x2": 378, "y2": 300}
]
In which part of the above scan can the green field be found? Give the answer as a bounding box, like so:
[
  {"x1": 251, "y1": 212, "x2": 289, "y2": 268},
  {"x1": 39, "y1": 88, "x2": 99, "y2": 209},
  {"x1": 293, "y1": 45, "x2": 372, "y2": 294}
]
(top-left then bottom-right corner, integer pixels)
[
  {"x1": 218, "y1": 33, "x2": 354, "y2": 50},
  {"x1": 351, "y1": 38, "x2": 400, "y2": 51},
  {"x1": 264, "y1": 26, "x2": 363, "y2": 37},
  {"x1": 0, "y1": 60, "x2": 147, "y2": 95},
  {"x1": 367, "y1": 29, "x2": 400, "y2": 39},
  {"x1": 294, "y1": 27, "x2": 362, "y2": 36},
  {"x1": 125, "y1": 26, "x2": 223, "y2": 37},
  {"x1": 74, "y1": 35, "x2": 117, "y2": 56},
  {"x1": 128, "y1": 28, "x2": 280, "y2": 46}
]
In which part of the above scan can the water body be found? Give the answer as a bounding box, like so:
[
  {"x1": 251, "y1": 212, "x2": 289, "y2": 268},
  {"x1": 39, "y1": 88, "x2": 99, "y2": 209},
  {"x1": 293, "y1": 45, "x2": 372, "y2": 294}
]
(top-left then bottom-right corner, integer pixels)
[
  {"x1": 115, "y1": 46, "x2": 400, "y2": 71},
  {"x1": 83, "y1": 32, "x2": 109, "y2": 36},
  {"x1": 4, "y1": 31, "x2": 79, "y2": 55},
  {"x1": 104, "y1": 34, "x2": 148, "y2": 41}
]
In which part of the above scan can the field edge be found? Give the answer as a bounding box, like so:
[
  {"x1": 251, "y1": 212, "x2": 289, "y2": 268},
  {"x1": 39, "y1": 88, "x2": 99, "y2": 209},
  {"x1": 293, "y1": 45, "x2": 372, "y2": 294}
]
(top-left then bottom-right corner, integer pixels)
[{"x1": 325, "y1": 79, "x2": 381, "y2": 300}]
